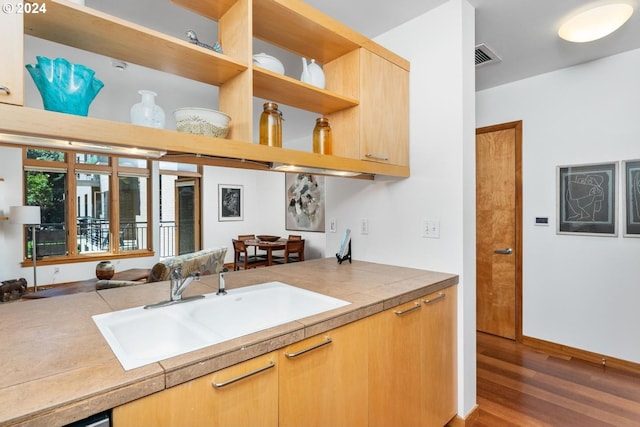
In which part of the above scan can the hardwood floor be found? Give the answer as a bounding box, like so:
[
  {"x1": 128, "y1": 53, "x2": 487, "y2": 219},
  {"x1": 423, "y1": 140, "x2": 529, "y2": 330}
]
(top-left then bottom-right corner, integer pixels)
[{"x1": 475, "y1": 332, "x2": 640, "y2": 427}]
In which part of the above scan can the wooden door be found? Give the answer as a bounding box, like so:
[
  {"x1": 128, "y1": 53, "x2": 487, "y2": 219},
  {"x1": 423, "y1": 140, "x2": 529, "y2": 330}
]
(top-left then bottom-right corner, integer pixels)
[
  {"x1": 112, "y1": 352, "x2": 278, "y2": 427},
  {"x1": 174, "y1": 178, "x2": 200, "y2": 255},
  {"x1": 279, "y1": 320, "x2": 368, "y2": 427},
  {"x1": 476, "y1": 121, "x2": 522, "y2": 340},
  {"x1": 368, "y1": 299, "x2": 423, "y2": 427}
]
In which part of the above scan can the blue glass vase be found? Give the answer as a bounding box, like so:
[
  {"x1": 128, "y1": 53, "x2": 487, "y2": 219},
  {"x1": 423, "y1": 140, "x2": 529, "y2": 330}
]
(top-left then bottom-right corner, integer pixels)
[{"x1": 26, "y1": 56, "x2": 104, "y2": 116}]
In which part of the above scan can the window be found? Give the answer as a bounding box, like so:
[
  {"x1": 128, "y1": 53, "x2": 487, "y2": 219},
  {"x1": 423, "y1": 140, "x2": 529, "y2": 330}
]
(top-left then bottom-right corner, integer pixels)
[{"x1": 23, "y1": 149, "x2": 153, "y2": 262}]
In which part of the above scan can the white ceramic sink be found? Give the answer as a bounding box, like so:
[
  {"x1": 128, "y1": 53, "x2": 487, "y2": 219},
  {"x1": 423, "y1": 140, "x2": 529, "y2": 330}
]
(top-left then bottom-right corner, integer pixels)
[{"x1": 93, "y1": 281, "x2": 350, "y2": 371}]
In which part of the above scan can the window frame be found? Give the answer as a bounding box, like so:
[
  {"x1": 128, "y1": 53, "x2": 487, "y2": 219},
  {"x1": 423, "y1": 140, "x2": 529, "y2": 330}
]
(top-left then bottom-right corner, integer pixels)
[{"x1": 22, "y1": 148, "x2": 155, "y2": 265}]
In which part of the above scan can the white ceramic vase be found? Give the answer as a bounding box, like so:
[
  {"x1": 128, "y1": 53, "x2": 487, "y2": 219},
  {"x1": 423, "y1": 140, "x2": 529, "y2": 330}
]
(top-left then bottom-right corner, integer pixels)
[{"x1": 130, "y1": 90, "x2": 165, "y2": 129}]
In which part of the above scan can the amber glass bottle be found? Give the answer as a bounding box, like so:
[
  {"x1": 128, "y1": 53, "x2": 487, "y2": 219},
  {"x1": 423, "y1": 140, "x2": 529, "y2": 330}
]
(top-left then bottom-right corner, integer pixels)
[
  {"x1": 312, "y1": 117, "x2": 332, "y2": 154},
  {"x1": 259, "y1": 102, "x2": 282, "y2": 147}
]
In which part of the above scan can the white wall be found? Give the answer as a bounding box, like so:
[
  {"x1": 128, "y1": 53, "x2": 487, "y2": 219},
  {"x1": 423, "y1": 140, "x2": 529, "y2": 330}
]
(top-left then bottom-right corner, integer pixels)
[
  {"x1": 477, "y1": 48, "x2": 640, "y2": 362},
  {"x1": 326, "y1": 0, "x2": 477, "y2": 417}
]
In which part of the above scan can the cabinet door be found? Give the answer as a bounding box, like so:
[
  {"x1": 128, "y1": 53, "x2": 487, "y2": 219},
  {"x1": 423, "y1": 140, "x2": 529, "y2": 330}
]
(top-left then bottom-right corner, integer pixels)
[
  {"x1": 0, "y1": 5, "x2": 23, "y2": 106},
  {"x1": 359, "y1": 49, "x2": 409, "y2": 166},
  {"x1": 422, "y1": 286, "x2": 457, "y2": 427},
  {"x1": 368, "y1": 299, "x2": 423, "y2": 427},
  {"x1": 279, "y1": 320, "x2": 368, "y2": 427},
  {"x1": 112, "y1": 352, "x2": 278, "y2": 427}
]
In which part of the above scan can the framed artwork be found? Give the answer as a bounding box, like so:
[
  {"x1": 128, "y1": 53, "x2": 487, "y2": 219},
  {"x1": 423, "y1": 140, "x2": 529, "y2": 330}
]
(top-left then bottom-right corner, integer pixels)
[
  {"x1": 622, "y1": 159, "x2": 640, "y2": 236},
  {"x1": 557, "y1": 162, "x2": 617, "y2": 236},
  {"x1": 285, "y1": 173, "x2": 325, "y2": 232},
  {"x1": 218, "y1": 184, "x2": 243, "y2": 221}
]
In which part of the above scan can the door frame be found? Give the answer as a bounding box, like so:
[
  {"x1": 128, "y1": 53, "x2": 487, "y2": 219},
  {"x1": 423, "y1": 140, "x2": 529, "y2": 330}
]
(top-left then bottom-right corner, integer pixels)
[{"x1": 476, "y1": 120, "x2": 523, "y2": 341}]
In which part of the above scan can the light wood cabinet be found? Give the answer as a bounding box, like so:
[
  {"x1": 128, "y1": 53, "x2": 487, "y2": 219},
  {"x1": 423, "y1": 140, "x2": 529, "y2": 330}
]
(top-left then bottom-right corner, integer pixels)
[
  {"x1": 0, "y1": 0, "x2": 410, "y2": 177},
  {"x1": 328, "y1": 48, "x2": 409, "y2": 166},
  {"x1": 0, "y1": 4, "x2": 24, "y2": 106},
  {"x1": 112, "y1": 351, "x2": 278, "y2": 427},
  {"x1": 279, "y1": 319, "x2": 369, "y2": 427},
  {"x1": 368, "y1": 286, "x2": 457, "y2": 427}
]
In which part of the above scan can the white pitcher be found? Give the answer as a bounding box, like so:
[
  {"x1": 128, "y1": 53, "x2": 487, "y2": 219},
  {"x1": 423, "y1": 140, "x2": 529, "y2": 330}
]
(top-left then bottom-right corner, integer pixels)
[{"x1": 300, "y1": 58, "x2": 325, "y2": 89}]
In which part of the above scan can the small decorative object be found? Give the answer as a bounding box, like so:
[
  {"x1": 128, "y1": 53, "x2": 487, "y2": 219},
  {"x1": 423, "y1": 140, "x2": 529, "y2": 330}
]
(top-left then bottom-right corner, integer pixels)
[
  {"x1": 312, "y1": 117, "x2": 332, "y2": 154},
  {"x1": 300, "y1": 57, "x2": 325, "y2": 89},
  {"x1": 174, "y1": 107, "x2": 231, "y2": 138},
  {"x1": 26, "y1": 56, "x2": 104, "y2": 116},
  {"x1": 257, "y1": 235, "x2": 280, "y2": 242},
  {"x1": 252, "y1": 53, "x2": 285, "y2": 74},
  {"x1": 286, "y1": 173, "x2": 325, "y2": 232},
  {"x1": 622, "y1": 159, "x2": 640, "y2": 236},
  {"x1": 185, "y1": 30, "x2": 223, "y2": 53},
  {"x1": 130, "y1": 90, "x2": 166, "y2": 129},
  {"x1": 219, "y1": 184, "x2": 243, "y2": 221},
  {"x1": 96, "y1": 260, "x2": 115, "y2": 280},
  {"x1": 557, "y1": 162, "x2": 617, "y2": 236},
  {"x1": 259, "y1": 102, "x2": 283, "y2": 147}
]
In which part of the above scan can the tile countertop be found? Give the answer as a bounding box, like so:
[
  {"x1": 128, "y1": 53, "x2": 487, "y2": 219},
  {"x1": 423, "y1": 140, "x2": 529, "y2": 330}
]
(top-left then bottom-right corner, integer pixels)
[{"x1": 0, "y1": 258, "x2": 458, "y2": 427}]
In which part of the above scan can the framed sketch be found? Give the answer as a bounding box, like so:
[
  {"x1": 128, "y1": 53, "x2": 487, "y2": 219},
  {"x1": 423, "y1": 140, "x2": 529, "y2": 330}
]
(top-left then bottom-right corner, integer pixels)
[
  {"x1": 557, "y1": 162, "x2": 617, "y2": 236},
  {"x1": 218, "y1": 184, "x2": 243, "y2": 221},
  {"x1": 285, "y1": 173, "x2": 325, "y2": 232},
  {"x1": 622, "y1": 159, "x2": 640, "y2": 236}
]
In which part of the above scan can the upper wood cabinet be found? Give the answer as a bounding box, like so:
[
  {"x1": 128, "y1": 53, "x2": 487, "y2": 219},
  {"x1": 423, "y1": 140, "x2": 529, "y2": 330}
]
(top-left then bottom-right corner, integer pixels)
[
  {"x1": 8, "y1": 0, "x2": 410, "y2": 177},
  {"x1": 0, "y1": 8, "x2": 24, "y2": 106}
]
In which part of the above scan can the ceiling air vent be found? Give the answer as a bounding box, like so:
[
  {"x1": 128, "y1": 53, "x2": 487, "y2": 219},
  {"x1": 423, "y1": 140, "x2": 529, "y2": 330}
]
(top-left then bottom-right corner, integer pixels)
[{"x1": 475, "y1": 43, "x2": 501, "y2": 67}]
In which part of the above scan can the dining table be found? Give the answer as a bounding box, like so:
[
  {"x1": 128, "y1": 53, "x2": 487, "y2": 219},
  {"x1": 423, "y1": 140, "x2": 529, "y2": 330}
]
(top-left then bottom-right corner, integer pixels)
[{"x1": 244, "y1": 238, "x2": 287, "y2": 266}]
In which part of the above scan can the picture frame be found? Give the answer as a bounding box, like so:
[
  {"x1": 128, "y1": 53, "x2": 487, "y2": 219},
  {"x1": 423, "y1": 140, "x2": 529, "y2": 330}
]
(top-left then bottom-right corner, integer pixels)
[
  {"x1": 557, "y1": 162, "x2": 617, "y2": 236},
  {"x1": 218, "y1": 184, "x2": 243, "y2": 221},
  {"x1": 622, "y1": 159, "x2": 640, "y2": 236},
  {"x1": 285, "y1": 173, "x2": 325, "y2": 232}
]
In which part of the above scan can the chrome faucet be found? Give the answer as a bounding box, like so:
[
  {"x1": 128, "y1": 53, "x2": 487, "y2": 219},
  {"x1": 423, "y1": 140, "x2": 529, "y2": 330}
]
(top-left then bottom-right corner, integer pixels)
[{"x1": 170, "y1": 267, "x2": 200, "y2": 302}]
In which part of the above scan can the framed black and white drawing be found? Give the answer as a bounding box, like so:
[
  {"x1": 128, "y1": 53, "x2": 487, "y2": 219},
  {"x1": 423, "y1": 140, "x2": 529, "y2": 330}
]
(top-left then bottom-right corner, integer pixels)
[
  {"x1": 218, "y1": 184, "x2": 243, "y2": 221},
  {"x1": 557, "y1": 162, "x2": 617, "y2": 236},
  {"x1": 285, "y1": 173, "x2": 325, "y2": 232},
  {"x1": 622, "y1": 159, "x2": 640, "y2": 236}
]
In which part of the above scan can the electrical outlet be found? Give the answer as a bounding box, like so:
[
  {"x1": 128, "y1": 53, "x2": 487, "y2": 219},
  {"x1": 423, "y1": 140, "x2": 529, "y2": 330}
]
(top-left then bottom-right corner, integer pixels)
[
  {"x1": 329, "y1": 218, "x2": 337, "y2": 233},
  {"x1": 360, "y1": 218, "x2": 369, "y2": 235},
  {"x1": 422, "y1": 218, "x2": 440, "y2": 239}
]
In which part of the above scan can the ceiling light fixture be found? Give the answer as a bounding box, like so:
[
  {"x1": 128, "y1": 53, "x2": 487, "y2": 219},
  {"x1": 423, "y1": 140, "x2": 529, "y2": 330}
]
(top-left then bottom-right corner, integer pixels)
[{"x1": 558, "y1": 3, "x2": 634, "y2": 43}]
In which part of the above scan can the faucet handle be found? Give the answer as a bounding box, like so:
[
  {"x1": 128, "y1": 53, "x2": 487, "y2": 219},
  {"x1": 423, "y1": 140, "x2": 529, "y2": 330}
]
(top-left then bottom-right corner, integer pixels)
[{"x1": 170, "y1": 267, "x2": 182, "y2": 279}]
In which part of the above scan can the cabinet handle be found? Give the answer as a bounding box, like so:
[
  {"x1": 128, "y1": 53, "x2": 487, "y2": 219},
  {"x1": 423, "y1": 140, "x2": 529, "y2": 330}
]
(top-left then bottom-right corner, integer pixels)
[
  {"x1": 285, "y1": 337, "x2": 332, "y2": 358},
  {"x1": 212, "y1": 360, "x2": 275, "y2": 388},
  {"x1": 394, "y1": 302, "x2": 422, "y2": 315},
  {"x1": 422, "y1": 292, "x2": 446, "y2": 304},
  {"x1": 0, "y1": 86, "x2": 10, "y2": 95},
  {"x1": 365, "y1": 153, "x2": 389, "y2": 161},
  {"x1": 494, "y1": 248, "x2": 512, "y2": 255}
]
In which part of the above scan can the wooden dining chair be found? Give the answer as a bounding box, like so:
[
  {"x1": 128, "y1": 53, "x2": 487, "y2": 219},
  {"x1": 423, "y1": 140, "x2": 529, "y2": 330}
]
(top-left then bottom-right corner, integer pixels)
[
  {"x1": 274, "y1": 239, "x2": 305, "y2": 264},
  {"x1": 232, "y1": 239, "x2": 267, "y2": 271},
  {"x1": 238, "y1": 234, "x2": 258, "y2": 256}
]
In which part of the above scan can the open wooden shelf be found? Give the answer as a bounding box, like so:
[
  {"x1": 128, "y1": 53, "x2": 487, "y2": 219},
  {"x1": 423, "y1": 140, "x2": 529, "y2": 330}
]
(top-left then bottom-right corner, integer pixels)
[
  {"x1": 0, "y1": 104, "x2": 409, "y2": 177},
  {"x1": 169, "y1": 0, "x2": 236, "y2": 21},
  {"x1": 253, "y1": 67, "x2": 358, "y2": 115},
  {"x1": 24, "y1": 0, "x2": 247, "y2": 86}
]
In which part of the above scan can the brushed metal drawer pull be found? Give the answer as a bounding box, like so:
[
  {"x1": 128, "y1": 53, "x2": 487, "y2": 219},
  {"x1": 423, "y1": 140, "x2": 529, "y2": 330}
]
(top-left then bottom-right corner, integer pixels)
[
  {"x1": 494, "y1": 248, "x2": 512, "y2": 255},
  {"x1": 423, "y1": 293, "x2": 446, "y2": 304},
  {"x1": 285, "y1": 337, "x2": 332, "y2": 358},
  {"x1": 212, "y1": 360, "x2": 275, "y2": 388},
  {"x1": 0, "y1": 86, "x2": 10, "y2": 95},
  {"x1": 365, "y1": 153, "x2": 389, "y2": 161},
  {"x1": 394, "y1": 302, "x2": 422, "y2": 315}
]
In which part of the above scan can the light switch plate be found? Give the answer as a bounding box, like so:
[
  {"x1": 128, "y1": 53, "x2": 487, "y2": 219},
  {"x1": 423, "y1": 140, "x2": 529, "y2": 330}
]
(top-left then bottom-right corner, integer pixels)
[{"x1": 329, "y1": 218, "x2": 337, "y2": 233}]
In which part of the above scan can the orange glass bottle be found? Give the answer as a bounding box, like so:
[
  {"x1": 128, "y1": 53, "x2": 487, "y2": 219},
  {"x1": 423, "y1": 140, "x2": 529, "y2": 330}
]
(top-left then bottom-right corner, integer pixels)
[
  {"x1": 259, "y1": 102, "x2": 282, "y2": 147},
  {"x1": 312, "y1": 117, "x2": 332, "y2": 154}
]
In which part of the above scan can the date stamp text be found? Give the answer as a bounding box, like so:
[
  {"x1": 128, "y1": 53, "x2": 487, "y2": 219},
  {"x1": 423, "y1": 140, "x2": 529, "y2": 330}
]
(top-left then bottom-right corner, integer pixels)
[{"x1": 2, "y1": 2, "x2": 47, "y2": 14}]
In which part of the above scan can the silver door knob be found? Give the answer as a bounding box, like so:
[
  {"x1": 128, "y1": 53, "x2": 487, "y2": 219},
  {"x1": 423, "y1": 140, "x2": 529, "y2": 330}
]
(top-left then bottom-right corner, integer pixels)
[{"x1": 494, "y1": 248, "x2": 512, "y2": 255}]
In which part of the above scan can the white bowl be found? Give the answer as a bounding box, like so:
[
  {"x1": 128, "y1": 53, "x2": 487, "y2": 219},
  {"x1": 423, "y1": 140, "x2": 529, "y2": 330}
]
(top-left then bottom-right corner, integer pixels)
[
  {"x1": 253, "y1": 53, "x2": 285, "y2": 75},
  {"x1": 174, "y1": 107, "x2": 231, "y2": 138}
]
